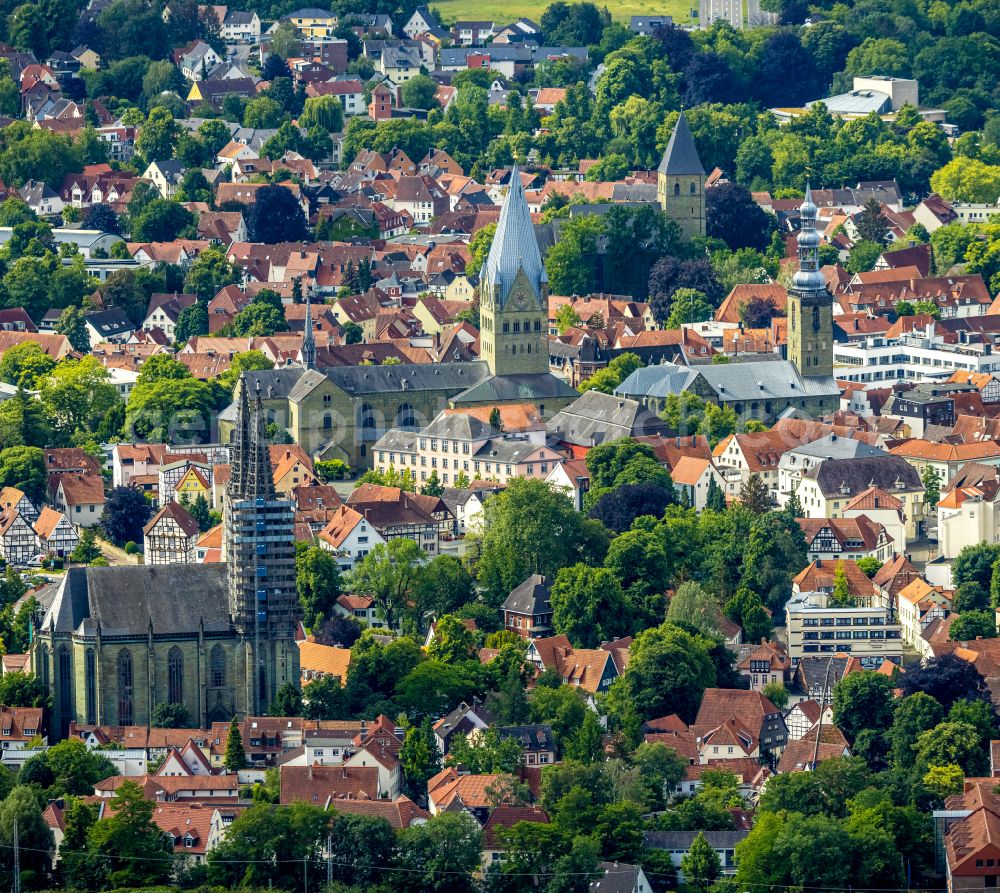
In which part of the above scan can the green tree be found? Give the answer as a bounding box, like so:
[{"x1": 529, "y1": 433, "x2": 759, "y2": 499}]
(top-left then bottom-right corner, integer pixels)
[
  {"x1": 446, "y1": 727, "x2": 523, "y2": 774},
  {"x1": 427, "y1": 613, "x2": 478, "y2": 663},
  {"x1": 184, "y1": 244, "x2": 240, "y2": 300},
  {"x1": 399, "y1": 716, "x2": 441, "y2": 798},
  {"x1": 0, "y1": 342, "x2": 56, "y2": 389},
  {"x1": 473, "y1": 477, "x2": 609, "y2": 608},
  {"x1": 295, "y1": 542, "x2": 341, "y2": 628},
  {"x1": 101, "y1": 485, "x2": 152, "y2": 547},
  {"x1": 466, "y1": 223, "x2": 496, "y2": 277},
  {"x1": 914, "y1": 720, "x2": 988, "y2": 777},
  {"x1": 223, "y1": 716, "x2": 247, "y2": 771},
  {"x1": 606, "y1": 623, "x2": 716, "y2": 738},
  {"x1": 55, "y1": 305, "x2": 92, "y2": 353},
  {"x1": 0, "y1": 786, "x2": 53, "y2": 890},
  {"x1": 130, "y1": 198, "x2": 194, "y2": 242},
  {"x1": 270, "y1": 681, "x2": 303, "y2": 717},
  {"x1": 665, "y1": 287, "x2": 713, "y2": 328},
  {"x1": 550, "y1": 564, "x2": 628, "y2": 647},
  {"x1": 830, "y1": 561, "x2": 855, "y2": 607},
  {"x1": 401, "y1": 74, "x2": 439, "y2": 110},
  {"x1": 349, "y1": 538, "x2": 424, "y2": 630},
  {"x1": 738, "y1": 473, "x2": 771, "y2": 514},
  {"x1": 87, "y1": 779, "x2": 174, "y2": 888},
  {"x1": 0, "y1": 445, "x2": 46, "y2": 503},
  {"x1": 412, "y1": 554, "x2": 475, "y2": 617},
  {"x1": 299, "y1": 95, "x2": 344, "y2": 133},
  {"x1": 70, "y1": 527, "x2": 102, "y2": 564},
  {"x1": 545, "y1": 214, "x2": 603, "y2": 295},
  {"x1": 666, "y1": 581, "x2": 721, "y2": 636},
  {"x1": 395, "y1": 812, "x2": 482, "y2": 893},
  {"x1": 681, "y1": 831, "x2": 721, "y2": 893},
  {"x1": 922, "y1": 464, "x2": 941, "y2": 508},
  {"x1": 135, "y1": 106, "x2": 180, "y2": 161},
  {"x1": 151, "y1": 702, "x2": 191, "y2": 728},
  {"x1": 0, "y1": 671, "x2": 48, "y2": 708},
  {"x1": 833, "y1": 671, "x2": 894, "y2": 742},
  {"x1": 950, "y1": 609, "x2": 998, "y2": 640}
]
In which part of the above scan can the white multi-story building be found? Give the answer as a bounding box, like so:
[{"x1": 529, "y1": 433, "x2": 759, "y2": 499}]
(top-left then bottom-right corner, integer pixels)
[
  {"x1": 834, "y1": 332, "x2": 1000, "y2": 385},
  {"x1": 785, "y1": 589, "x2": 903, "y2": 665}
]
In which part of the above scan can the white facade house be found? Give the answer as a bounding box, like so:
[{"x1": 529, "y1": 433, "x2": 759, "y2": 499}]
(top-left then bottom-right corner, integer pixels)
[
  {"x1": 0, "y1": 509, "x2": 39, "y2": 566},
  {"x1": 318, "y1": 506, "x2": 387, "y2": 573}
]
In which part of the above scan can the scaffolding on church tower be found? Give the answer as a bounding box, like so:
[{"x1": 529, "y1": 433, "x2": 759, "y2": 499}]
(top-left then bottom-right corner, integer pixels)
[{"x1": 225, "y1": 374, "x2": 298, "y2": 715}]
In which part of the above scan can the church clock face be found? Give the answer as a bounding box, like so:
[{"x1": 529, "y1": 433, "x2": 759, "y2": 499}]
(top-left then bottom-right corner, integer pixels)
[{"x1": 510, "y1": 288, "x2": 530, "y2": 310}]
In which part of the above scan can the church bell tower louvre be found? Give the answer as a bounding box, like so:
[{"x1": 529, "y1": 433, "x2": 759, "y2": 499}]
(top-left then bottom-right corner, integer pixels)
[
  {"x1": 224, "y1": 375, "x2": 300, "y2": 716},
  {"x1": 787, "y1": 185, "x2": 834, "y2": 380}
]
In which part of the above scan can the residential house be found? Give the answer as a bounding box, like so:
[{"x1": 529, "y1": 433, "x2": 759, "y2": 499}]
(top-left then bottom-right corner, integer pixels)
[
  {"x1": 492, "y1": 724, "x2": 556, "y2": 768},
  {"x1": 173, "y1": 40, "x2": 221, "y2": 80},
  {"x1": 403, "y1": 6, "x2": 438, "y2": 37},
  {"x1": 841, "y1": 486, "x2": 909, "y2": 553},
  {"x1": 219, "y1": 9, "x2": 261, "y2": 41},
  {"x1": 19, "y1": 179, "x2": 64, "y2": 216},
  {"x1": 0, "y1": 487, "x2": 38, "y2": 523},
  {"x1": 433, "y1": 701, "x2": 493, "y2": 755},
  {"x1": 671, "y1": 456, "x2": 726, "y2": 510},
  {"x1": 306, "y1": 79, "x2": 365, "y2": 116},
  {"x1": 345, "y1": 745, "x2": 401, "y2": 799},
  {"x1": 938, "y1": 463, "x2": 1000, "y2": 559},
  {"x1": 143, "y1": 292, "x2": 197, "y2": 339},
  {"x1": 526, "y1": 635, "x2": 619, "y2": 697},
  {"x1": 53, "y1": 475, "x2": 105, "y2": 528},
  {"x1": 345, "y1": 484, "x2": 453, "y2": 556},
  {"x1": 784, "y1": 699, "x2": 834, "y2": 738},
  {"x1": 644, "y1": 831, "x2": 748, "y2": 879},
  {"x1": 318, "y1": 505, "x2": 387, "y2": 573},
  {"x1": 452, "y1": 20, "x2": 495, "y2": 45},
  {"x1": 692, "y1": 688, "x2": 788, "y2": 759},
  {"x1": 298, "y1": 641, "x2": 350, "y2": 686},
  {"x1": 281, "y1": 8, "x2": 338, "y2": 38},
  {"x1": 33, "y1": 508, "x2": 78, "y2": 558},
  {"x1": 896, "y1": 577, "x2": 952, "y2": 656},
  {"x1": 796, "y1": 516, "x2": 894, "y2": 563},
  {"x1": 332, "y1": 594, "x2": 383, "y2": 628},
  {"x1": 943, "y1": 783, "x2": 1000, "y2": 893},
  {"x1": 482, "y1": 806, "x2": 549, "y2": 868},
  {"x1": 501, "y1": 574, "x2": 554, "y2": 640},
  {"x1": 0, "y1": 509, "x2": 38, "y2": 566},
  {"x1": 890, "y1": 439, "x2": 1000, "y2": 492},
  {"x1": 440, "y1": 486, "x2": 494, "y2": 535},
  {"x1": 426, "y1": 767, "x2": 504, "y2": 818},
  {"x1": 84, "y1": 308, "x2": 134, "y2": 345},
  {"x1": 735, "y1": 640, "x2": 790, "y2": 691},
  {"x1": 794, "y1": 455, "x2": 923, "y2": 541},
  {"x1": 0, "y1": 707, "x2": 45, "y2": 748},
  {"x1": 143, "y1": 501, "x2": 199, "y2": 565},
  {"x1": 279, "y1": 764, "x2": 379, "y2": 805}
]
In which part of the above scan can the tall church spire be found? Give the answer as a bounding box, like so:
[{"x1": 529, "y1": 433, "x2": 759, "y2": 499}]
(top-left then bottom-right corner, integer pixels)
[
  {"x1": 792, "y1": 184, "x2": 825, "y2": 291},
  {"x1": 301, "y1": 293, "x2": 316, "y2": 371},
  {"x1": 227, "y1": 376, "x2": 275, "y2": 501},
  {"x1": 481, "y1": 161, "x2": 546, "y2": 309}
]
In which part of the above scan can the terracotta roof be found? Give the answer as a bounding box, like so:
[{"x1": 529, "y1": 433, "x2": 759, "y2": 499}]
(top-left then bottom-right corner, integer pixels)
[
  {"x1": 890, "y1": 439, "x2": 1000, "y2": 462},
  {"x1": 793, "y1": 560, "x2": 878, "y2": 599},
  {"x1": 428, "y1": 772, "x2": 507, "y2": 810},
  {"x1": 319, "y1": 505, "x2": 366, "y2": 550},
  {"x1": 692, "y1": 689, "x2": 780, "y2": 740},
  {"x1": 842, "y1": 486, "x2": 902, "y2": 512},
  {"x1": 55, "y1": 474, "x2": 105, "y2": 506},
  {"x1": 736, "y1": 640, "x2": 789, "y2": 673},
  {"x1": 483, "y1": 806, "x2": 549, "y2": 848},
  {"x1": 327, "y1": 796, "x2": 429, "y2": 828},
  {"x1": 670, "y1": 455, "x2": 713, "y2": 486},
  {"x1": 796, "y1": 515, "x2": 891, "y2": 552},
  {"x1": 337, "y1": 594, "x2": 374, "y2": 611},
  {"x1": 33, "y1": 507, "x2": 68, "y2": 540},
  {"x1": 776, "y1": 738, "x2": 850, "y2": 773},
  {"x1": 144, "y1": 500, "x2": 199, "y2": 538},
  {"x1": 279, "y1": 765, "x2": 379, "y2": 805},
  {"x1": 298, "y1": 641, "x2": 351, "y2": 682}
]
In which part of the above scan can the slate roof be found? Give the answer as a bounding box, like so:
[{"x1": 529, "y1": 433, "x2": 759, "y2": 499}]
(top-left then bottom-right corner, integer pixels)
[
  {"x1": 44, "y1": 564, "x2": 232, "y2": 636},
  {"x1": 502, "y1": 574, "x2": 551, "y2": 614},
  {"x1": 480, "y1": 161, "x2": 546, "y2": 309},
  {"x1": 802, "y1": 454, "x2": 921, "y2": 499},
  {"x1": 696, "y1": 361, "x2": 840, "y2": 402},
  {"x1": 328, "y1": 361, "x2": 490, "y2": 396},
  {"x1": 657, "y1": 111, "x2": 705, "y2": 177},
  {"x1": 451, "y1": 372, "x2": 578, "y2": 405},
  {"x1": 546, "y1": 390, "x2": 671, "y2": 447}
]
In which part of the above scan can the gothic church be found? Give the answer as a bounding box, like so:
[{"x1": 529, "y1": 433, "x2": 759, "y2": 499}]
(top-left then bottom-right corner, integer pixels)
[{"x1": 33, "y1": 382, "x2": 301, "y2": 737}]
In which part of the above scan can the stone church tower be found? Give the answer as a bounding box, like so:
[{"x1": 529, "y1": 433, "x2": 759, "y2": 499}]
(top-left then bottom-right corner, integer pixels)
[
  {"x1": 657, "y1": 111, "x2": 706, "y2": 239},
  {"x1": 479, "y1": 162, "x2": 549, "y2": 377},
  {"x1": 787, "y1": 186, "x2": 834, "y2": 379},
  {"x1": 225, "y1": 378, "x2": 299, "y2": 716}
]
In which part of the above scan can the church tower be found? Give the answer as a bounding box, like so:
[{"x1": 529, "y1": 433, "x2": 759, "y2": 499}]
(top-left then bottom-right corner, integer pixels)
[
  {"x1": 225, "y1": 377, "x2": 299, "y2": 716},
  {"x1": 787, "y1": 185, "x2": 834, "y2": 379},
  {"x1": 479, "y1": 162, "x2": 549, "y2": 377},
  {"x1": 301, "y1": 293, "x2": 316, "y2": 371},
  {"x1": 657, "y1": 112, "x2": 706, "y2": 239}
]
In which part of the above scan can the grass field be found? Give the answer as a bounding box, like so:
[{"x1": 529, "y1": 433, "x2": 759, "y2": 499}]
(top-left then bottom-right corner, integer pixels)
[{"x1": 433, "y1": 0, "x2": 693, "y2": 26}]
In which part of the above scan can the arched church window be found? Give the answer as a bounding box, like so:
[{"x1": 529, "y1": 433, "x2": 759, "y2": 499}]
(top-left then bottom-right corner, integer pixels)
[
  {"x1": 85, "y1": 648, "x2": 96, "y2": 724},
  {"x1": 674, "y1": 183, "x2": 680, "y2": 196},
  {"x1": 360, "y1": 404, "x2": 375, "y2": 430},
  {"x1": 39, "y1": 645, "x2": 48, "y2": 687},
  {"x1": 690, "y1": 182, "x2": 697, "y2": 193},
  {"x1": 168, "y1": 646, "x2": 184, "y2": 705},
  {"x1": 58, "y1": 647, "x2": 71, "y2": 721},
  {"x1": 512, "y1": 344, "x2": 517, "y2": 355},
  {"x1": 210, "y1": 645, "x2": 226, "y2": 688},
  {"x1": 117, "y1": 649, "x2": 133, "y2": 726},
  {"x1": 812, "y1": 305, "x2": 821, "y2": 331},
  {"x1": 323, "y1": 413, "x2": 332, "y2": 430},
  {"x1": 397, "y1": 403, "x2": 415, "y2": 427}
]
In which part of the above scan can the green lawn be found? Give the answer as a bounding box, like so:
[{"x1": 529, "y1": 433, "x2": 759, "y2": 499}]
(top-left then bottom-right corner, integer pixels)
[{"x1": 434, "y1": 0, "x2": 692, "y2": 26}]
